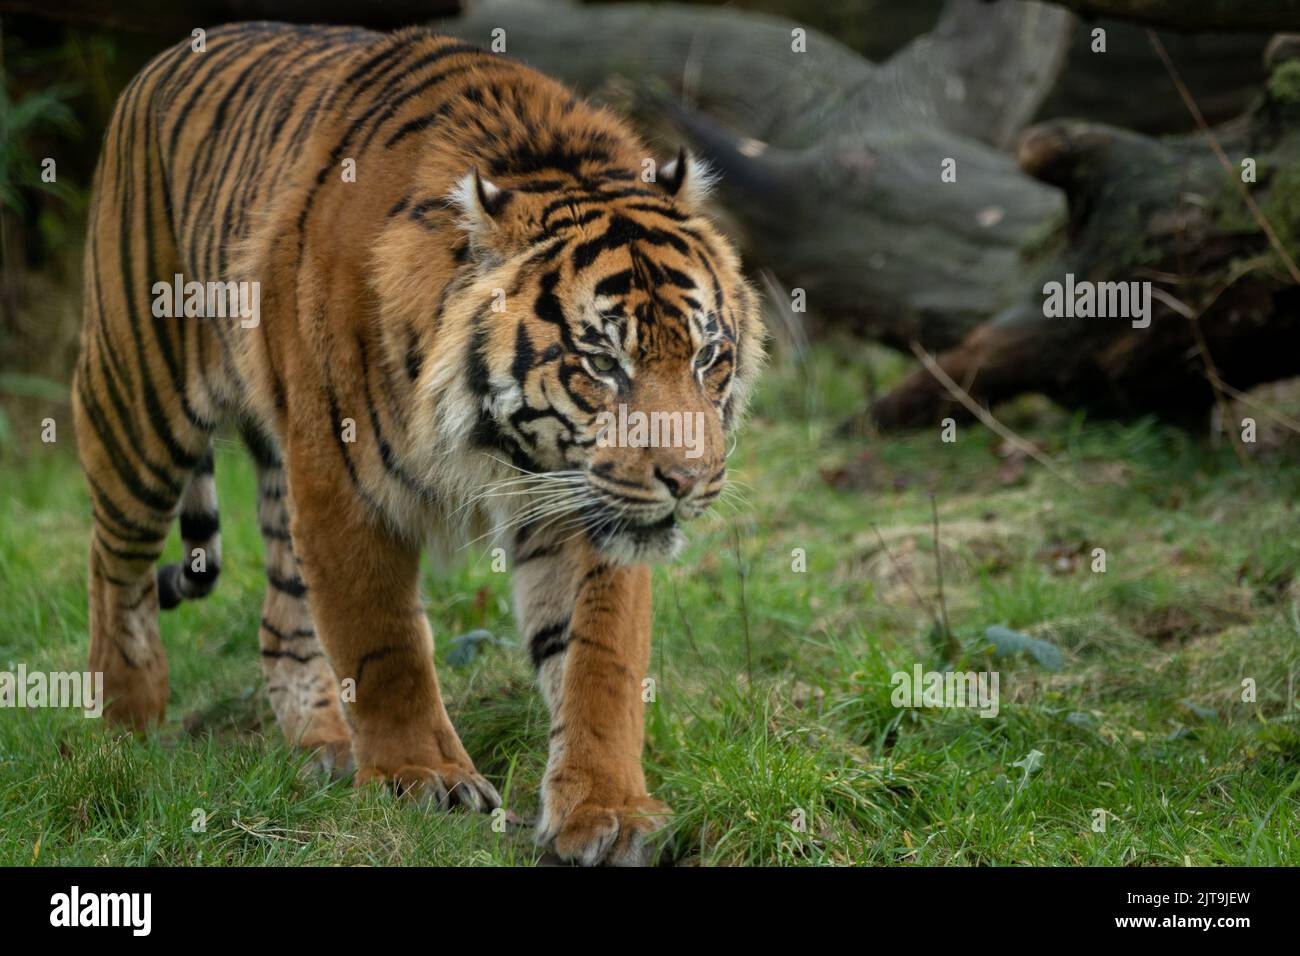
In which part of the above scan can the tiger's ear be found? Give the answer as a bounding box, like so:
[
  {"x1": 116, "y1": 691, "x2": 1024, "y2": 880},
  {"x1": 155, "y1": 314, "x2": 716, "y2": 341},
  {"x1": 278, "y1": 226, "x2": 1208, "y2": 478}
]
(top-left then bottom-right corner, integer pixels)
[
  {"x1": 449, "y1": 169, "x2": 513, "y2": 258},
  {"x1": 656, "y1": 147, "x2": 716, "y2": 208}
]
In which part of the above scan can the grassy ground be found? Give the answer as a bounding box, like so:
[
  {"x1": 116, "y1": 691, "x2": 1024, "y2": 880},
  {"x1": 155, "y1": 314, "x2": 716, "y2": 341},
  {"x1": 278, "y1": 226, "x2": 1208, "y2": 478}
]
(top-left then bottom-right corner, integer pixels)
[{"x1": 2, "y1": 341, "x2": 1299, "y2": 866}]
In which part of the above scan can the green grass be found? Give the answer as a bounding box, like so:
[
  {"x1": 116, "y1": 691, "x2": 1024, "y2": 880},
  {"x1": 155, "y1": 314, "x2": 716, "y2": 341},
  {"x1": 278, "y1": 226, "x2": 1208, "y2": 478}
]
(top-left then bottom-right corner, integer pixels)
[{"x1": 2, "y1": 340, "x2": 1299, "y2": 865}]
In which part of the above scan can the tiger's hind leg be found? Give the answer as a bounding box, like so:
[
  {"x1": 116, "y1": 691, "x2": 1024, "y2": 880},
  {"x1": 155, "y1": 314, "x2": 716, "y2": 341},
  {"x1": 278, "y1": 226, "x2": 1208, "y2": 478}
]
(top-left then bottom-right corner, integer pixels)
[
  {"x1": 242, "y1": 426, "x2": 353, "y2": 778},
  {"x1": 73, "y1": 373, "x2": 214, "y2": 731},
  {"x1": 75, "y1": 50, "x2": 230, "y2": 729}
]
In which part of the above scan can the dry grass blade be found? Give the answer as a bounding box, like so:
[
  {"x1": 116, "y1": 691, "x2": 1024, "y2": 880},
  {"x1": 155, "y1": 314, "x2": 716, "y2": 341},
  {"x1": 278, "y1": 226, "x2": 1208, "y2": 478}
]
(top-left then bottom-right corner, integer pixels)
[{"x1": 908, "y1": 341, "x2": 1084, "y2": 491}]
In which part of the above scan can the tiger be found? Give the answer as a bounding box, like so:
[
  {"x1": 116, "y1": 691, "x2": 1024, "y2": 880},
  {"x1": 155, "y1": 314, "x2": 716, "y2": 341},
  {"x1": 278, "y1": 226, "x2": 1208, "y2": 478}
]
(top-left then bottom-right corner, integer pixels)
[{"x1": 73, "y1": 21, "x2": 763, "y2": 866}]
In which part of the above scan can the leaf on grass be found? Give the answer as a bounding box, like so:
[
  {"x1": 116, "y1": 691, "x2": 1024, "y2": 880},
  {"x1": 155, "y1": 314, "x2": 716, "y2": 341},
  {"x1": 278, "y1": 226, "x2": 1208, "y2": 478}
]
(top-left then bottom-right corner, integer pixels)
[
  {"x1": 1179, "y1": 699, "x2": 1219, "y2": 721},
  {"x1": 446, "y1": 629, "x2": 498, "y2": 669},
  {"x1": 1065, "y1": 711, "x2": 1099, "y2": 730},
  {"x1": 1012, "y1": 749, "x2": 1045, "y2": 775},
  {"x1": 984, "y1": 625, "x2": 1064, "y2": 671}
]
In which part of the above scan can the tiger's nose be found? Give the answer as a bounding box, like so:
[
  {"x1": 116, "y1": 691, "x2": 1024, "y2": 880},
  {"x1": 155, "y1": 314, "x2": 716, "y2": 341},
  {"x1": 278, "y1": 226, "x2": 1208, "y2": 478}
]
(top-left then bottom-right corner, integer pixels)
[{"x1": 655, "y1": 464, "x2": 703, "y2": 499}]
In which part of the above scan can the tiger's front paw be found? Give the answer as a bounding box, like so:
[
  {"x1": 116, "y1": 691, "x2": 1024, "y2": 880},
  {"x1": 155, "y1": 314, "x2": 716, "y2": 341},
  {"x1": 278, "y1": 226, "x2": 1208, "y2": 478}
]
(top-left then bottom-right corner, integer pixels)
[
  {"x1": 356, "y1": 762, "x2": 502, "y2": 813},
  {"x1": 539, "y1": 793, "x2": 671, "y2": 866},
  {"x1": 299, "y1": 737, "x2": 355, "y2": 782}
]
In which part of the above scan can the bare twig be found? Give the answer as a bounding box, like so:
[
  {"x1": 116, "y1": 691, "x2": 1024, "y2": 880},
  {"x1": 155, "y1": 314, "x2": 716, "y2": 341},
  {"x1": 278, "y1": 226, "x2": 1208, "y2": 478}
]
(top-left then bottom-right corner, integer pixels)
[
  {"x1": 1148, "y1": 31, "x2": 1296, "y2": 466},
  {"x1": 1203, "y1": 373, "x2": 1300, "y2": 438},
  {"x1": 908, "y1": 341, "x2": 1084, "y2": 491},
  {"x1": 1147, "y1": 30, "x2": 1300, "y2": 286},
  {"x1": 1164, "y1": 58, "x2": 1243, "y2": 466},
  {"x1": 670, "y1": 575, "x2": 707, "y2": 666},
  {"x1": 868, "y1": 522, "x2": 943, "y2": 636},
  {"x1": 1188, "y1": 308, "x2": 1251, "y2": 467},
  {"x1": 730, "y1": 526, "x2": 753, "y2": 691},
  {"x1": 225, "y1": 818, "x2": 314, "y2": 845},
  {"x1": 929, "y1": 494, "x2": 960, "y2": 661}
]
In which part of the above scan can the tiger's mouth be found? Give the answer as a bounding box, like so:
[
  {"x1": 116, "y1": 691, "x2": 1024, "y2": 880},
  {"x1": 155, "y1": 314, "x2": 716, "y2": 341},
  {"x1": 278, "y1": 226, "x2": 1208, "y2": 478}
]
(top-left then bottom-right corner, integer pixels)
[{"x1": 585, "y1": 508, "x2": 686, "y2": 565}]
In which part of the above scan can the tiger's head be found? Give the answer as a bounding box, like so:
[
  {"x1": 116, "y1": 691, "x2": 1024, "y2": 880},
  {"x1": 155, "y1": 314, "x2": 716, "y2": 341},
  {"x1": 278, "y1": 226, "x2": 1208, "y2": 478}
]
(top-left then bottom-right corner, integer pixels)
[{"x1": 395, "y1": 150, "x2": 764, "y2": 564}]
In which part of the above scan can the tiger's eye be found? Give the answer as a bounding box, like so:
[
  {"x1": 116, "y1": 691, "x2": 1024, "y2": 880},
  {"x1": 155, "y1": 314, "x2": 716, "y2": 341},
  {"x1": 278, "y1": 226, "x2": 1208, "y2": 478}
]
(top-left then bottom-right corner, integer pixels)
[
  {"x1": 591, "y1": 354, "x2": 617, "y2": 373},
  {"x1": 694, "y1": 344, "x2": 717, "y2": 368}
]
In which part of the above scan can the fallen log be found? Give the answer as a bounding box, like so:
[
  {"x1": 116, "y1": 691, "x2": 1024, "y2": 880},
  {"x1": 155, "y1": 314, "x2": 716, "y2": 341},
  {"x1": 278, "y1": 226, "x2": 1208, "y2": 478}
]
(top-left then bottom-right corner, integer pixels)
[{"x1": 873, "y1": 45, "x2": 1300, "y2": 427}]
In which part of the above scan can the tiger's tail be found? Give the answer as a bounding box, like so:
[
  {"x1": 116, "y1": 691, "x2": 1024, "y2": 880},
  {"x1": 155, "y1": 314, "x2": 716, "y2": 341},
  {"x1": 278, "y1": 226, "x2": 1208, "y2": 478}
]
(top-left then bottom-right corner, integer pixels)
[{"x1": 157, "y1": 444, "x2": 221, "y2": 609}]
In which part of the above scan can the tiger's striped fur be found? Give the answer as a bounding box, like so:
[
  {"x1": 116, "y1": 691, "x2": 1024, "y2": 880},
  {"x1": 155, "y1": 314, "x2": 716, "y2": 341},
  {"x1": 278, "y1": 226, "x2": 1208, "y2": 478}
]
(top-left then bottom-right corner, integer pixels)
[{"x1": 74, "y1": 22, "x2": 763, "y2": 865}]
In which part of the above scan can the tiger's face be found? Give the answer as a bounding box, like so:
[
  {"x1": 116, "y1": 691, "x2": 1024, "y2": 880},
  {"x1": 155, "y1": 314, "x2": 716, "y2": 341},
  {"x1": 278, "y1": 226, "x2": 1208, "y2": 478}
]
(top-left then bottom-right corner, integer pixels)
[
  {"x1": 438, "y1": 153, "x2": 763, "y2": 564},
  {"x1": 551, "y1": 234, "x2": 738, "y2": 563}
]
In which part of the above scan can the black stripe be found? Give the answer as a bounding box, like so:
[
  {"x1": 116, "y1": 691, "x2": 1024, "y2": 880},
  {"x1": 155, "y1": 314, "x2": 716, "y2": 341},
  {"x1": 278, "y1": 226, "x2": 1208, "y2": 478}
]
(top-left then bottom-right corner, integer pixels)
[
  {"x1": 354, "y1": 646, "x2": 396, "y2": 687},
  {"x1": 622, "y1": 201, "x2": 691, "y2": 222},
  {"x1": 179, "y1": 510, "x2": 220, "y2": 541},
  {"x1": 114, "y1": 100, "x2": 210, "y2": 469},
  {"x1": 593, "y1": 270, "x2": 633, "y2": 298},
  {"x1": 516, "y1": 542, "x2": 560, "y2": 564},
  {"x1": 76, "y1": 379, "x2": 179, "y2": 513},
  {"x1": 339, "y1": 35, "x2": 412, "y2": 107},
  {"x1": 357, "y1": 42, "x2": 487, "y2": 149},
  {"x1": 261, "y1": 648, "x2": 322, "y2": 664},
  {"x1": 529, "y1": 620, "x2": 571, "y2": 668},
  {"x1": 93, "y1": 531, "x2": 163, "y2": 564},
  {"x1": 571, "y1": 214, "x2": 690, "y2": 273},
  {"x1": 123, "y1": 576, "x2": 157, "y2": 611},
  {"x1": 357, "y1": 334, "x2": 433, "y2": 499},
  {"x1": 325, "y1": 383, "x2": 386, "y2": 515},
  {"x1": 261, "y1": 618, "x2": 316, "y2": 641},
  {"x1": 86, "y1": 474, "x2": 168, "y2": 544},
  {"x1": 240, "y1": 422, "x2": 282, "y2": 470},
  {"x1": 268, "y1": 571, "x2": 307, "y2": 597},
  {"x1": 182, "y1": 562, "x2": 220, "y2": 588}
]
